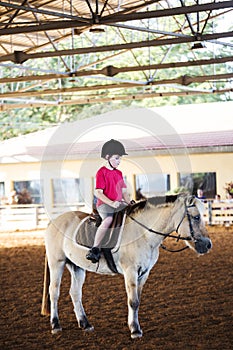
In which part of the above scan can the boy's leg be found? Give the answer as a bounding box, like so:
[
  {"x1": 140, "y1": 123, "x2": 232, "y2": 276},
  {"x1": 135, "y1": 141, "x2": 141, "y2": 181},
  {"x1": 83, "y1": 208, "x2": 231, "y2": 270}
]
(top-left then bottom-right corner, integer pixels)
[
  {"x1": 86, "y1": 204, "x2": 114, "y2": 263},
  {"x1": 86, "y1": 216, "x2": 113, "y2": 263},
  {"x1": 93, "y1": 216, "x2": 113, "y2": 247}
]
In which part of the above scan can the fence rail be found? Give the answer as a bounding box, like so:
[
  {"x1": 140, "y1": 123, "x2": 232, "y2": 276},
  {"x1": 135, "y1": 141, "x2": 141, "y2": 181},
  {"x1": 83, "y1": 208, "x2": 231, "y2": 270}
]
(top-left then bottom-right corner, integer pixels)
[
  {"x1": 0, "y1": 203, "x2": 85, "y2": 231},
  {"x1": 203, "y1": 201, "x2": 233, "y2": 226},
  {"x1": 0, "y1": 201, "x2": 233, "y2": 231}
]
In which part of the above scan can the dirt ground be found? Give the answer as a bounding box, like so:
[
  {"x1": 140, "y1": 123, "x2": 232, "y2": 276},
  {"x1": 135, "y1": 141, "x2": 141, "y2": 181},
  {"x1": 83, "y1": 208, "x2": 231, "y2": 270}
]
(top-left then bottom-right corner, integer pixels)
[{"x1": 0, "y1": 226, "x2": 233, "y2": 350}]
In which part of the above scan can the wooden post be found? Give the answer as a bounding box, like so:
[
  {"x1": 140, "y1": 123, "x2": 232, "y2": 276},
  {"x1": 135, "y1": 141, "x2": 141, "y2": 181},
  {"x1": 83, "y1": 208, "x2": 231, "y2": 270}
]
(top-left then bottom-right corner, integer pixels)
[
  {"x1": 208, "y1": 201, "x2": 212, "y2": 226},
  {"x1": 35, "y1": 206, "x2": 39, "y2": 227}
]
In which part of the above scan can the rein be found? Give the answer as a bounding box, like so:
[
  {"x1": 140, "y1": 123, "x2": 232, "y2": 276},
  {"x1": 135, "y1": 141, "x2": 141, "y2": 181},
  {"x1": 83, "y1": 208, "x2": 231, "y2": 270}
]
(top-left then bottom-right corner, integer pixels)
[
  {"x1": 160, "y1": 243, "x2": 189, "y2": 253},
  {"x1": 128, "y1": 204, "x2": 196, "y2": 253}
]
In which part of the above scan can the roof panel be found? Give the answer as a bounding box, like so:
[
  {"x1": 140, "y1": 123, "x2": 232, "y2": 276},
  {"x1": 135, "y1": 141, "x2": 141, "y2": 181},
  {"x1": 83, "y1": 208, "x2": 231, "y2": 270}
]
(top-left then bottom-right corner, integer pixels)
[
  {"x1": 0, "y1": 1, "x2": 232, "y2": 108},
  {"x1": 0, "y1": 102, "x2": 232, "y2": 163}
]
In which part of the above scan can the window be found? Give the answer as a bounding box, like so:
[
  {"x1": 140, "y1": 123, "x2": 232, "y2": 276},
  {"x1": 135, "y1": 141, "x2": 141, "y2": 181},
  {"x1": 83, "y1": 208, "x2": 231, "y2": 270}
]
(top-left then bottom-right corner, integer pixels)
[
  {"x1": 52, "y1": 178, "x2": 84, "y2": 205},
  {"x1": 179, "y1": 172, "x2": 216, "y2": 199},
  {"x1": 0, "y1": 182, "x2": 5, "y2": 200},
  {"x1": 135, "y1": 173, "x2": 170, "y2": 198},
  {"x1": 14, "y1": 180, "x2": 42, "y2": 204}
]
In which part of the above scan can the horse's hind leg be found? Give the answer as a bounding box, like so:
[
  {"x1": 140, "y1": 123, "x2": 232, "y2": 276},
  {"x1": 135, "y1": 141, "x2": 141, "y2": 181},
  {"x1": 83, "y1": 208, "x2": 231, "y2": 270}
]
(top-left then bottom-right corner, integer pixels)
[
  {"x1": 66, "y1": 261, "x2": 94, "y2": 332},
  {"x1": 49, "y1": 260, "x2": 65, "y2": 334}
]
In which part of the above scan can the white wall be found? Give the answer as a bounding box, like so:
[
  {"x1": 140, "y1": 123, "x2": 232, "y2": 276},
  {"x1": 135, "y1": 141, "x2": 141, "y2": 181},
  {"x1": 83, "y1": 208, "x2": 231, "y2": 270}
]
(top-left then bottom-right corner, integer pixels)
[{"x1": 1, "y1": 150, "x2": 232, "y2": 210}]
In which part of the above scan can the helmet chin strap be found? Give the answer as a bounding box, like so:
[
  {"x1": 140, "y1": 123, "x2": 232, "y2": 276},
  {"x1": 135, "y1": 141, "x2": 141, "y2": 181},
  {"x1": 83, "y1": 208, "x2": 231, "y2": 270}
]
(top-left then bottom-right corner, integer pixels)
[{"x1": 108, "y1": 159, "x2": 116, "y2": 169}]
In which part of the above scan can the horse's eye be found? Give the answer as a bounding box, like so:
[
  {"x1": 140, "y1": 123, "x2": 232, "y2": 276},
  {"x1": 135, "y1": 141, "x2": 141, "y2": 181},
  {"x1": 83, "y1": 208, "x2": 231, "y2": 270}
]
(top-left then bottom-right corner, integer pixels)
[{"x1": 193, "y1": 215, "x2": 200, "y2": 221}]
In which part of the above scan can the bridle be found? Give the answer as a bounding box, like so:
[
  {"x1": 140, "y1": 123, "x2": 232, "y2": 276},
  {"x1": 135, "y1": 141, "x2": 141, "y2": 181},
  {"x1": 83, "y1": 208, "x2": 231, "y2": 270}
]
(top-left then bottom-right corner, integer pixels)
[{"x1": 128, "y1": 204, "x2": 198, "y2": 253}]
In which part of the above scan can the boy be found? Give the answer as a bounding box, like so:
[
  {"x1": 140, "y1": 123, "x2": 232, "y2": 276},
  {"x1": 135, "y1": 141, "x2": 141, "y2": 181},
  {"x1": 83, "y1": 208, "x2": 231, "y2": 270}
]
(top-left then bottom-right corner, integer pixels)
[{"x1": 86, "y1": 139, "x2": 131, "y2": 263}]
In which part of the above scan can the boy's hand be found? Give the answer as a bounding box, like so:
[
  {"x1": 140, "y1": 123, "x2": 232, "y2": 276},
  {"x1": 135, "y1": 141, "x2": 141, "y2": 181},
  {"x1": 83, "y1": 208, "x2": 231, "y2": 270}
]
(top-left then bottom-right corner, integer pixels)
[{"x1": 111, "y1": 201, "x2": 121, "y2": 208}]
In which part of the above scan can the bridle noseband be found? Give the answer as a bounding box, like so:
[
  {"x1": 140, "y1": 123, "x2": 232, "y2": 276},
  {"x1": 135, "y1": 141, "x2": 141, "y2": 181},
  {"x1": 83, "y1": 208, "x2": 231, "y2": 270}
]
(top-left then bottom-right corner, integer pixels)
[{"x1": 128, "y1": 204, "x2": 198, "y2": 253}]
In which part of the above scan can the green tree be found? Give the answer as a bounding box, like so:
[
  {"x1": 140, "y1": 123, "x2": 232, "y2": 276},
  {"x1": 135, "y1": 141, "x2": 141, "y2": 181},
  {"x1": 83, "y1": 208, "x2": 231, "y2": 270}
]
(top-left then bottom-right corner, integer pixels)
[{"x1": 0, "y1": 18, "x2": 232, "y2": 140}]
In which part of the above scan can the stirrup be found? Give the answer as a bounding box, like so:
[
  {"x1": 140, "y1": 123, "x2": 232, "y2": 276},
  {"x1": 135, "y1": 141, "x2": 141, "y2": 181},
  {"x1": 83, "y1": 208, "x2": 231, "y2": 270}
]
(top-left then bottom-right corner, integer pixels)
[{"x1": 86, "y1": 247, "x2": 100, "y2": 263}]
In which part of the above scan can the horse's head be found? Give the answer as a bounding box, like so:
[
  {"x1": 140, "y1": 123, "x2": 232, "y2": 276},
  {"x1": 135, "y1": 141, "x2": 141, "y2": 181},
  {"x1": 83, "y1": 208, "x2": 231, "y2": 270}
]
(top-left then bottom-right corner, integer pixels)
[{"x1": 174, "y1": 195, "x2": 212, "y2": 254}]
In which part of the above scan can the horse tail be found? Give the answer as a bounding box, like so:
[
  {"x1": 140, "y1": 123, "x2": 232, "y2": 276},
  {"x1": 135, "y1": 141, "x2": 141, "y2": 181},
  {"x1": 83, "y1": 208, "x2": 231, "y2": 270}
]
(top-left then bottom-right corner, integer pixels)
[{"x1": 41, "y1": 254, "x2": 51, "y2": 316}]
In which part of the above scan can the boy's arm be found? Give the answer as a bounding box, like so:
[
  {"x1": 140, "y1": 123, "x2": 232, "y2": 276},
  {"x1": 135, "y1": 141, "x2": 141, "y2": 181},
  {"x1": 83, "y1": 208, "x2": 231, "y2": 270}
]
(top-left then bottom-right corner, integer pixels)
[
  {"x1": 95, "y1": 189, "x2": 120, "y2": 208},
  {"x1": 122, "y1": 188, "x2": 131, "y2": 204}
]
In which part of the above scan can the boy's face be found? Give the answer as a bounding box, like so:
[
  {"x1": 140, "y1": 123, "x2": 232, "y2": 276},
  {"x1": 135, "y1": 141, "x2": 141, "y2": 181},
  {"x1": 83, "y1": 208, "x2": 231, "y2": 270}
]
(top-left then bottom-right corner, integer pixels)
[{"x1": 107, "y1": 154, "x2": 121, "y2": 168}]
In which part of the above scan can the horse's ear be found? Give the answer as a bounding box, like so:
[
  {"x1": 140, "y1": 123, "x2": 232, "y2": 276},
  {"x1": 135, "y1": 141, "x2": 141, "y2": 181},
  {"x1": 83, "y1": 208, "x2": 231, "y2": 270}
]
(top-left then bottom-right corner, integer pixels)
[
  {"x1": 186, "y1": 195, "x2": 196, "y2": 207},
  {"x1": 194, "y1": 197, "x2": 205, "y2": 215}
]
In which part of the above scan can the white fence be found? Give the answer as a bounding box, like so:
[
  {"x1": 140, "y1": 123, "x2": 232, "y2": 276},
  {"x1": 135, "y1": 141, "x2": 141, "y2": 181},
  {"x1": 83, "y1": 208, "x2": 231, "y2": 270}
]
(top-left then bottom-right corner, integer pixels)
[
  {"x1": 0, "y1": 201, "x2": 233, "y2": 231},
  {"x1": 203, "y1": 201, "x2": 233, "y2": 226},
  {"x1": 0, "y1": 203, "x2": 86, "y2": 231}
]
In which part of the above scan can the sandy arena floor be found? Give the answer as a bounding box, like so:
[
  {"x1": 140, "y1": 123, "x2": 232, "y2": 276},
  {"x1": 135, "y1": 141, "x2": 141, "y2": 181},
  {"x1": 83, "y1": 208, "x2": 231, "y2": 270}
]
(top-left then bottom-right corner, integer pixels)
[{"x1": 0, "y1": 226, "x2": 232, "y2": 350}]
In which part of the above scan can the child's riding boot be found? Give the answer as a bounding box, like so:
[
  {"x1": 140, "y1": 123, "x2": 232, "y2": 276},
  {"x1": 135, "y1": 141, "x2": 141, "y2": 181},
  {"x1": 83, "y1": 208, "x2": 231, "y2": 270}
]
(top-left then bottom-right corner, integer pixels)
[{"x1": 86, "y1": 247, "x2": 100, "y2": 263}]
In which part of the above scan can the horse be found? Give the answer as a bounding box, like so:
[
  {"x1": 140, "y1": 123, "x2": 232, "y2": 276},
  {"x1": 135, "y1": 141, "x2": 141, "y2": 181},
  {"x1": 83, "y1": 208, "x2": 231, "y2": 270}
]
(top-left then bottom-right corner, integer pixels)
[{"x1": 41, "y1": 194, "x2": 212, "y2": 339}]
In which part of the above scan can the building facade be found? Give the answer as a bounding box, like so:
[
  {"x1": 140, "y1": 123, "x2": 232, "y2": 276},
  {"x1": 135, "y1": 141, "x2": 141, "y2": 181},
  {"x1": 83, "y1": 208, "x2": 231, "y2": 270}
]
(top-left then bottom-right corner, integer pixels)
[{"x1": 0, "y1": 103, "x2": 232, "y2": 217}]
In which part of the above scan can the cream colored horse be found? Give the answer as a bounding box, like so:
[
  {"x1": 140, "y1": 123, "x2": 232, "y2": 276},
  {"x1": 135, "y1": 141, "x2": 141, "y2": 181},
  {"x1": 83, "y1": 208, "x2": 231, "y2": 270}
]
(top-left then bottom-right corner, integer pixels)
[{"x1": 41, "y1": 194, "x2": 212, "y2": 339}]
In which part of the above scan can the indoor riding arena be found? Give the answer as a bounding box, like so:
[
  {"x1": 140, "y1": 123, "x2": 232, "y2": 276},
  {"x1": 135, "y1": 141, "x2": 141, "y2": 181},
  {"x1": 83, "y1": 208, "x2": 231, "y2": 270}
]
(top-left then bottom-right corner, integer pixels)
[
  {"x1": 1, "y1": 1, "x2": 233, "y2": 350},
  {"x1": 1, "y1": 225, "x2": 232, "y2": 350}
]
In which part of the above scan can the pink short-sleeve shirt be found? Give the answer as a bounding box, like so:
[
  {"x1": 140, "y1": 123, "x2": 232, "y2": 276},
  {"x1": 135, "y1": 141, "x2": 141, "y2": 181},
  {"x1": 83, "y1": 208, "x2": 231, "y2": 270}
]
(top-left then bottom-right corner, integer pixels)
[{"x1": 95, "y1": 166, "x2": 126, "y2": 207}]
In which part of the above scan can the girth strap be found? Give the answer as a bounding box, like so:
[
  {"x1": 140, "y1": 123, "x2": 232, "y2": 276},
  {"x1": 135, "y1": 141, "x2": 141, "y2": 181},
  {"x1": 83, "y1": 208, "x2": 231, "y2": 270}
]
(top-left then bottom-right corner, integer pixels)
[{"x1": 102, "y1": 248, "x2": 119, "y2": 274}]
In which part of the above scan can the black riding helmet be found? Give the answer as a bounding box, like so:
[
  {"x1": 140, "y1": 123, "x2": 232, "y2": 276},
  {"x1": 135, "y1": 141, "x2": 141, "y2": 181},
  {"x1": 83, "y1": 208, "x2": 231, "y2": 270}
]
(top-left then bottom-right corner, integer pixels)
[{"x1": 101, "y1": 139, "x2": 128, "y2": 158}]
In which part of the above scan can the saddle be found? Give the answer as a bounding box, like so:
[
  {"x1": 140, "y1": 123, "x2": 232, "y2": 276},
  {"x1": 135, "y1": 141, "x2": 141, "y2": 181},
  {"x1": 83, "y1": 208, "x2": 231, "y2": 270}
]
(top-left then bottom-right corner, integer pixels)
[
  {"x1": 75, "y1": 200, "x2": 147, "y2": 273},
  {"x1": 75, "y1": 200, "x2": 147, "y2": 248},
  {"x1": 75, "y1": 206, "x2": 127, "y2": 249}
]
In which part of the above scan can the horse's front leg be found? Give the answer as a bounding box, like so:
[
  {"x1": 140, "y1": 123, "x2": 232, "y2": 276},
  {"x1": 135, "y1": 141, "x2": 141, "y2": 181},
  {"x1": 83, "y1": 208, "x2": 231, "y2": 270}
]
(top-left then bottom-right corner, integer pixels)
[
  {"x1": 124, "y1": 268, "x2": 142, "y2": 339},
  {"x1": 49, "y1": 260, "x2": 65, "y2": 334},
  {"x1": 66, "y1": 262, "x2": 94, "y2": 332}
]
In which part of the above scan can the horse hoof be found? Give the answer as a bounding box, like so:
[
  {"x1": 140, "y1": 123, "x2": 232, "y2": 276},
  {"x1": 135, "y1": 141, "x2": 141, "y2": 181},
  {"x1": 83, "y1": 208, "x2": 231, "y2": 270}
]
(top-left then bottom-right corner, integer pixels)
[
  {"x1": 84, "y1": 325, "x2": 94, "y2": 332},
  {"x1": 51, "y1": 327, "x2": 62, "y2": 334},
  {"x1": 131, "y1": 330, "x2": 143, "y2": 339}
]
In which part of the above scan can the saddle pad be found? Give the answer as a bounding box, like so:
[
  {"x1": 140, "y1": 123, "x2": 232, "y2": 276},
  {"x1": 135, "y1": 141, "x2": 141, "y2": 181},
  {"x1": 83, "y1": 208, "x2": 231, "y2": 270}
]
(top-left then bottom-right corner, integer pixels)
[{"x1": 75, "y1": 212, "x2": 123, "y2": 249}]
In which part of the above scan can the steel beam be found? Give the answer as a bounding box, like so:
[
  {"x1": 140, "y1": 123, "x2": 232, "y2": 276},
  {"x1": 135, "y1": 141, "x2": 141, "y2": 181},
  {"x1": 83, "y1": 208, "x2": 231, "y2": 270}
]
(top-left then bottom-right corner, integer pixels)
[
  {"x1": 0, "y1": 72, "x2": 232, "y2": 98},
  {"x1": 102, "y1": 1, "x2": 233, "y2": 23},
  {"x1": 1, "y1": 88, "x2": 232, "y2": 111},
  {"x1": 0, "y1": 1, "x2": 87, "y2": 21},
  {"x1": 0, "y1": 55, "x2": 232, "y2": 84},
  {"x1": 0, "y1": 1, "x2": 232, "y2": 35},
  {"x1": 0, "y1": 31, "x2": 232, "y2": 63}
]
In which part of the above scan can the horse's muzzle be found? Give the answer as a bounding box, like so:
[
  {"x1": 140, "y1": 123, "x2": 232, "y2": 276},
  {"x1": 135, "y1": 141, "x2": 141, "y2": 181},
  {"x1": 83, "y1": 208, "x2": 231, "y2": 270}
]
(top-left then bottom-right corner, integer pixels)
[{"x1": 195, "y1": 237, "x2": 212, "y2": 254}]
